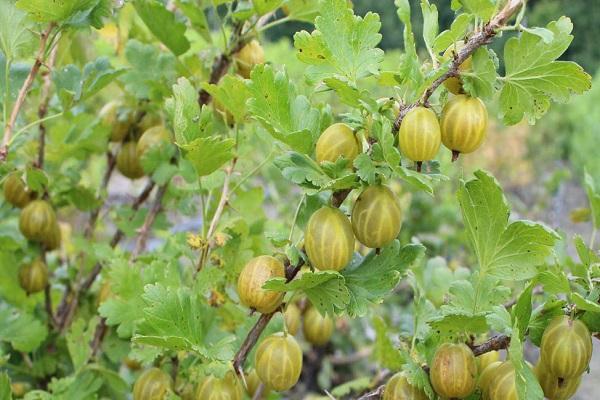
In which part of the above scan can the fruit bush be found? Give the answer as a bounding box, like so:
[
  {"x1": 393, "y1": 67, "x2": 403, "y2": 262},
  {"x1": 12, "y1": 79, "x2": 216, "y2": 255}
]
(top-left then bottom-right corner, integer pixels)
[{"x1": 0, "y1": 0, "x2": 599, "y2": 399}]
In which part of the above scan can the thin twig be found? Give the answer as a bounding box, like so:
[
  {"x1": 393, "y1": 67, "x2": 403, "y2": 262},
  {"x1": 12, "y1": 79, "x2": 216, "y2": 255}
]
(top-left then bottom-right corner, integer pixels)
[
  {"x1": 89, "y1": 318, "x2": 108, "y2": 359},
  {"x1": 197, "y1": 160, "x2": 236, "y2": 272},
  {"x1": 1, "y1": 23, "x2": 56, "y2": 161},
  {"x1": 35, "y1": 44, "x2": 58, "y2": 169},
  {"x1": 57, "y1": 181, "x2": 156, "y2": 331},
  {"x1": 131, "y1": 183, "x2": 169, "y2": 259},
  {"x1": 84, "y1": 151, "x2": 117, "y2": 239},
  {"x1": 251, "y1": 383, "x2": 265, "y2": 400},
  {"x1": 393, "y1": 0, "x2": 524, "y2": 131}
]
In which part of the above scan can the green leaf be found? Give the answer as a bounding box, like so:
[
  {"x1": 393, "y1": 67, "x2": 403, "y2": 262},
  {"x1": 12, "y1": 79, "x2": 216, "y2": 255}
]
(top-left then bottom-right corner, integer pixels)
[
  {"x1": 14, "y1": 0, "x2": 109, "y2": 28},
  {"x1": 330, "y1": 377, "x2": 371, "y2": 398},
  {"x1": 584, "y1": 170, "x2": 600, "y2": 229},
  {"x1": 281, "y1": 0, "x2": 320, "y2": 22},
  {"x1": 342, "y1": 242, "x2": 424, "y2": 317},
  {"x1": 322, "y1": 77, "x2": 372, "y2": 108},
  {"x1": 512, "y1": 284, "x2": 533, "y2": 340},
  {"x1": 66, "y1": 317, "x2": 99, "y2": 372},
  {"x1": 134, "y1": 284, "x2": 235, "y2": 361},
  {"x1": 0, "y1": 0, "x2": 33, "y2": 60},
  {"x1": 181, "y1": 137, "x2": 235, "y2": 177},
  {"x1": 25, "y1": 167, "x2": 48, "y2": 192},
  {"x1": 176, "y1": 0, "x2": 211, "y2": 42},
  {"x1": 508, "y1": 332, "x2": 544, "y2": 400},
  {"x1": 0, "y1": 372, "x2": 11, "y2": 400},
  {"x1": 166, "y1": 77, "x2": 207, "y2": 145},
  {"x1": 433, "y1": 13, "x2": 472, "y2": 53},
  {"x1": 253, "y1": 0, "x2": 282, "y2": 15},
  {"x1": 263, "y1": 271, "x2": 350, "y2": 316},
  {"x1": 452, "y1": 0, "x2": 495, "y2": 22},
  {"x1": 420, "y1": 0, "x2": 438, "y2": 61},
  {"x1": 133, "y1": 0, "x2": 190, "y2": 56},
  {"x1": 458, "y1": 170, "x2": 559, "y2": 281},
  {"x1": 395, "y1": 0, "x2": 423, "y2": 101},
  {"x1": 372, "y1": 316, "x2": 405, "y2": 370},
  {"x1": 120, "y1": 39, "x2": 176, "y2": 101},
  {"x1": 293, "y1": 0, "x2": 383, "y2": 83},
  {"x1": 353, "y1": 153, "x2": 391, "y2": 185},
  {"x1": 500, "y1": 17, "x2": 591, "y2": 125},
  {"x1": 486, "y1": 305, "x2": 513, "y2": 335},
  {"x1": 66, "y1": 185, "x2": 102, "y2": 211},
  {"x1": 202, "y1": 75, "x2": 252, "y2": 123},
  {"x1": 0, "y1": 304, "x2": 48, "y2": 352},
  {"x1": 528, "y1": 298, "x2": 565, "y2": 346},
  {"x1": 80, "y1": 58, "x2": 127, "y2": 101},
  {"x1": 572, "y1": 292, "x2": 600, "y2": 313},
  {"x1": 247, "y1": 65, "x2": 320, "y2": 153},
  {"x1": 535, "y1": 269, "x2": 570, "y2": 295},
  {"x1": 462, "y1": 47, "x2": 496, "y2": 99},
  {"x1": 403, "y1": 358, "x2": 435, "y2": 400}
]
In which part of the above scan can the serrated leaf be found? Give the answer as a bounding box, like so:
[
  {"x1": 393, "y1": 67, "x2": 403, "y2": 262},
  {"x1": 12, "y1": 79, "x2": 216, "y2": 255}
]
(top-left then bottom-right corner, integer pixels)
[
  {"x1": 342, "y1": 242, "x2": 424, "y2": 317},
  {"x1": 535, "y1": 269, "x2": 570, "y2": 295},
  {"x1": 16, "y1": 0, "x2": 98, "y2": 23},
  {"x1": 134, "y1": 0, "x2": 190, "y2": 56},
  {"x1": 0, "y1": 0, "x2": 33, "y2": 60},
  {"x1": 67, "y1": 317, "x2": 99, "y2": 372},
  {"x1": 353, "y1": 153, "x2": 390, "y2": 185},
  {"x1": 433, "y1": 13, "x2": 472, "y2": 53},
  {"x1": 572, "y1": 292, "x2": 600, "y2": 313},
  {"x1": 263, "y1": 271, "x2": 350, "y2": 316},
  {"x1": 293, "y1": 0, "x2": 383, "y2": 83},
  {"x1": 166, "y1": 77, "x2": 209, "y2": 145},
  {"x1": 462, "y1": 47, "x2": 496, "y2": 99},
  {"x1": 247, "y1": 65, "x2": 320, "y2": 153},
  {"x1": 486, "y1": 305, "x2": 513, "y2": 335},
  {"x1": 0, "y1": 304, "x2": 48, "y2": 352},
  {"x1": 394, "y1": 0, "x2": 423, "y2": 100},
  {"x1": 273, "y1": 151, "x2": 328, "y2": 191},
  {"x1": 403, "y1": 358, "x2": 435, "y2": 399},
  {"x1": 452, "y1": 0, "x2": 495, "y2": 21},
  {"x1": 176, "y1": 0, "x2": 211, "y2": 42},
  {"x1": 134, "y1": 284, "x2": 235, "y2": 361},
  {"x1": 528, "y1": 298, "x2": 565, "y2": 346},
  {"x1": 120, "y1": 40, "x2": 176, "y2": 101},
  {"x1": 25, "y1": 167, "x2": 47, "y2": 192},
  {"x1": 282, "y1": 0, "x2": 320, "y2": 22},
  {"x1": 500, "y1": 17, "x2": 591, "y2": 125},
  {"x1": 372, "y1": 316, "x2": 405, "y2": 370},
  {"x1": 181, "y1": 137, "x2": 234, "y2": 177},
  {"x1": 420, "y1": 0, "x2": 438, "y2": 61},
  {"x1": 458, "y1": 170, "x2": 559, "y2": 281},
  {"x1": 202, "y1": 75, "x2": 252, "y2": 123}
]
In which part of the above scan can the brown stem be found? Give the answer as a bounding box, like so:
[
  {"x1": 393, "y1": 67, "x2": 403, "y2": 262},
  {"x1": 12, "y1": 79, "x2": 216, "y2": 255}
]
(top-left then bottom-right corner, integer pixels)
[
  {"x1": 131, "y1": 183, "x2": 169, "y2": 260},
  {"x1": 356, "y1": 385, "x2": 385, "y2": 400},
  {"x1": 332, "y1": 188, "x2": 352, "y2": 208},
  {"x1": 35, "y1": 45, "x2": 57, "y2": 169},
  {"x1": 89, "y1": 318, "x2": 108, "y2": 359},
  {"x1": 57, "y1": 181, "x2": 156, "y2": 331},
  {"x1": 1, "y1": 23, "x2": 56, "y2": 161},
  {"x1": 198, "y1": 22, "x2": 245, "y2": 106},
  {"x1": 393, "y1": 0, "x2": 524, "y2": 131},
  {"x1": 251, "y1": 383, "x2": 265, "y2": 400}
]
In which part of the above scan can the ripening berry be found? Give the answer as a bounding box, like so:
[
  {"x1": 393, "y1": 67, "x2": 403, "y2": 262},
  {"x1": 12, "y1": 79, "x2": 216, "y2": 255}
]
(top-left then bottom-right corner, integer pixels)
[
  {"x1": 195, "y1": 371, "x2": 243, "y2": 400},
  {"x1": 284, "y1": 303, "x2": 301, "y2": 335},
  {"x1": 315, "y1": 123, "x2": 361, "y2": 164},
  {"x1": 19, "y1": 200, "x2": 57, "y2": 243},
  {"x1": 302, "y1": 306, "x2": 333, "y2": 346},
  {"x1": 244, "y1": 369, "x2": 270, "y2": 399},
  {"x1": 539, "y1": 315, "x2": 593, "y2": 379},
  {"x1": 116, "y1": 142, "x2": 145, "y2": 180},
  {"x1": 478, "y1": 361, "x2": 502, "y2": 400},
  {"x1": 19, "y1": 259, "x2": 48, "y2": 295},
  {"x1": 398, "y1": 106, "x2": 441, "y2": 169},
  {"x1": 534, "y1": 361, "x2": 582, "y2": 400},
  {"x1": 383, "y1": 371, "x2": 428, "y2": 400},
  {"x1": 442, "y1": 41, "x2": 472, "y2": 95},
  {"x1": 430, "y1": 343, "x2": 477, "y2": 399},
  {"x1": 477, "y1": 350, "x2": 501, "y2": 372},
  {"x1": 440, "y1": 95, "x2": 488, "y2": 160},
  {"x1": 133, "y1": 368, "x2": 172, "y2": 400},
  {"x1": 3, "y1": 172, "x2": 34, "y2": 208},
  {"x1": 486, "y1": 361, "x2": 518, "y2": 400},
  {"x1": 351, "y1": 185, "x2": 402, "y2": 248},
  {"x1": 235, "y1": 40, "x2": 265, "y2": 79},
  {"x1": 237, "y1": 256, "x2": 285, "y2": 313},
  {"x1": 255, "y1": 332, "x2": 303, "y2": 391},
  {"x1": 137, "y1": 126, "x2": 171, "y2": 159},
  {"x1": 99, "y1": 101, "x2": 134, "y2": 142},
  {"x1": 305, "y1": 206, "x2": 355, "y2": 271}
]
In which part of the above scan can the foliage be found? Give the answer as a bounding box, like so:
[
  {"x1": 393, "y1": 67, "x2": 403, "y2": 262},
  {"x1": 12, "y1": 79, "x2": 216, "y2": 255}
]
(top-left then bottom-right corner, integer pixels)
[{"x1": 0, "y1": 0, "x2": 598, "y2": 399}]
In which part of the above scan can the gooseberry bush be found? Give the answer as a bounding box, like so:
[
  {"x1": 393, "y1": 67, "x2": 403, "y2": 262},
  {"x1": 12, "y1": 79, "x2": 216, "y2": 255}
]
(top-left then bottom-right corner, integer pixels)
[{"x1": 0, "y1": 0, "x2": 598, "y2": 399}]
